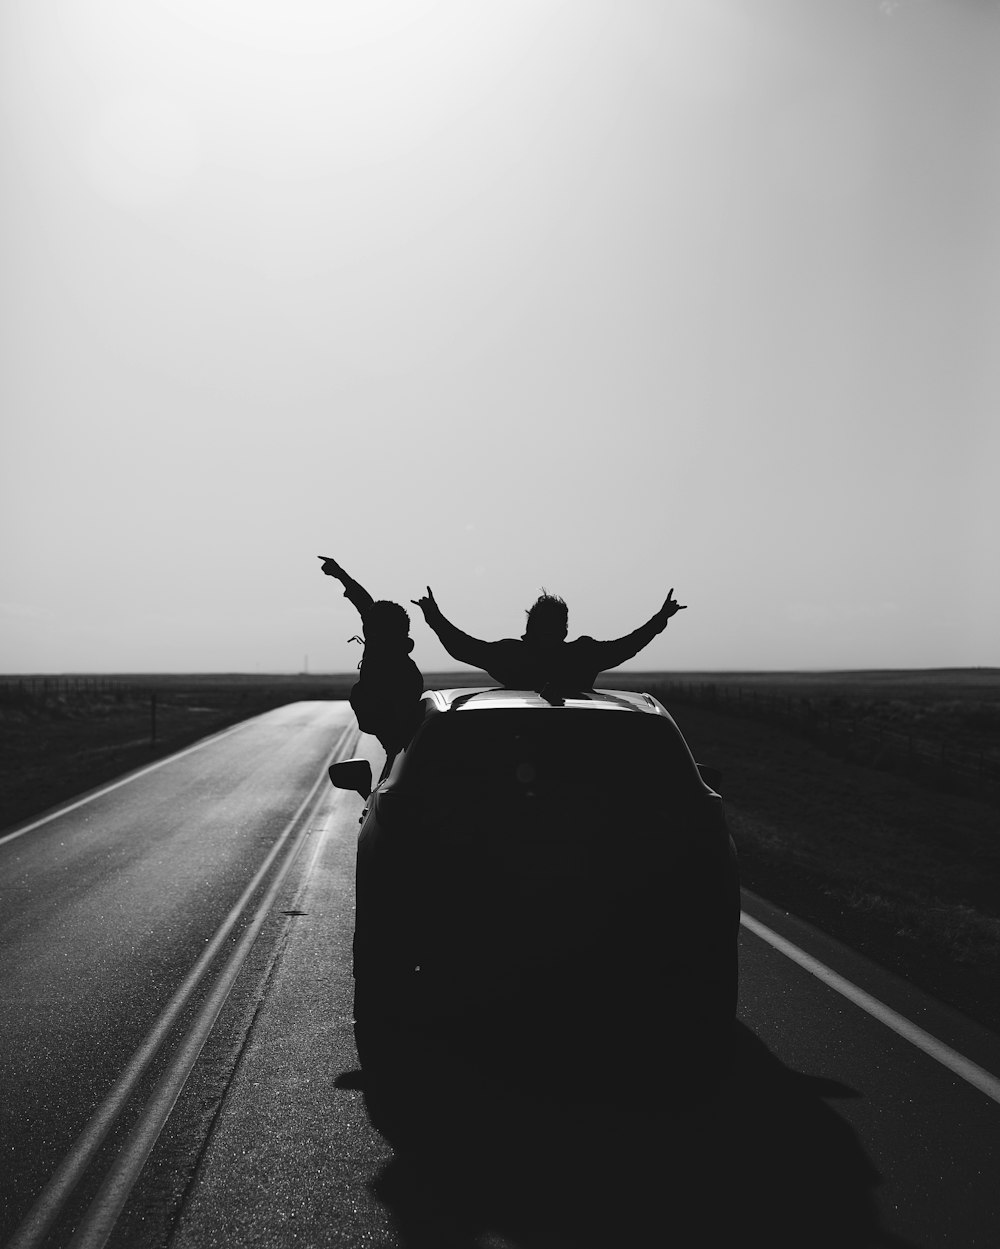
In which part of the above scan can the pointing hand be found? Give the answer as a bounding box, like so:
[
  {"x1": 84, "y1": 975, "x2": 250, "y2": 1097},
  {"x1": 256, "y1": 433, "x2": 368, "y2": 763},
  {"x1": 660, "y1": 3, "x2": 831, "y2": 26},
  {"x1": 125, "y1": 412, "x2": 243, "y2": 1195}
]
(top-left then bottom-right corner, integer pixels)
[{"x1": 318, "y1": 555, "x2": 345, "y2": 579}]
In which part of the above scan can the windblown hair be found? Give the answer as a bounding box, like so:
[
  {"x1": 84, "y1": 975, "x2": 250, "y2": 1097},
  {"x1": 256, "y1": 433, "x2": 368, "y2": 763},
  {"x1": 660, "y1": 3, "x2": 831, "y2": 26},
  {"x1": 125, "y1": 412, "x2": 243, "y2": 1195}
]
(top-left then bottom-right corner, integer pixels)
[
  {"x1": 365, "y1": 600, "x2": 412, "y2": 644},
  {"x1": 524, "y1": 591, "x2": 568, "y2": 641}
]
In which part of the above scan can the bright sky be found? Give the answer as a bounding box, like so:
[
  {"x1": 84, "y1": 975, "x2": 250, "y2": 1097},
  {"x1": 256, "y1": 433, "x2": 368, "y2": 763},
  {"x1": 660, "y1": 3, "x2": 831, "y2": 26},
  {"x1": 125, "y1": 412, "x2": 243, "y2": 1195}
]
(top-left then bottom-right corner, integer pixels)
[{"x1": 2, "y1": 0, "x2": 998, "y2": 675}]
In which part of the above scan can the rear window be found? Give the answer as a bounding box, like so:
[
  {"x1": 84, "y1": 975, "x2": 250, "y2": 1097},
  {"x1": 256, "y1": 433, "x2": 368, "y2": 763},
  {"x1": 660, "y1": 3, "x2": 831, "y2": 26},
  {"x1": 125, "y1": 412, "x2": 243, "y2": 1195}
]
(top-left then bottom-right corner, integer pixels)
[{"x1": 399, "y1": 708, "x2": 703, "y2": 795}]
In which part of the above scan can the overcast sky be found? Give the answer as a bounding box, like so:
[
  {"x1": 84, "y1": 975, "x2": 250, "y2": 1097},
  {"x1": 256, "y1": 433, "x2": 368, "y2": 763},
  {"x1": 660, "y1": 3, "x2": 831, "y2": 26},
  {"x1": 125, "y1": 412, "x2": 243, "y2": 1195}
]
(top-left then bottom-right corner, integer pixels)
[{"x1": 2, "y1": 0, "x2": 998, "y2": 676}]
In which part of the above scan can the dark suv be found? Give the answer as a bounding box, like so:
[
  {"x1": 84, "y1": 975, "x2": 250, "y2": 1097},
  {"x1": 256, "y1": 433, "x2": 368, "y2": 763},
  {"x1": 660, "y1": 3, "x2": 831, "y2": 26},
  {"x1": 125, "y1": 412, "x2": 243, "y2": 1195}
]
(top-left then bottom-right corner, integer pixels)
[{"x1": 330, "y1": 687, "x2": 739, "y2": 1115}]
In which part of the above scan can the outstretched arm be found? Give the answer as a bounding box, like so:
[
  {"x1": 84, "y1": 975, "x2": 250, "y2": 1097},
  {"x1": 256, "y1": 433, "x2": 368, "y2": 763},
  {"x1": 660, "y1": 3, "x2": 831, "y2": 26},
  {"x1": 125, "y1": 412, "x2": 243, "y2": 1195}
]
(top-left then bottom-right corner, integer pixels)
[
  {"x1": 318, "y1": 555, "x2": 375, "y2": 619},
  {"x1": 411, "y1": 587, "x2": 495, "y2": 669},
  {"x1": 591, "y1": 588, "x2": 687, "y2": 670}
]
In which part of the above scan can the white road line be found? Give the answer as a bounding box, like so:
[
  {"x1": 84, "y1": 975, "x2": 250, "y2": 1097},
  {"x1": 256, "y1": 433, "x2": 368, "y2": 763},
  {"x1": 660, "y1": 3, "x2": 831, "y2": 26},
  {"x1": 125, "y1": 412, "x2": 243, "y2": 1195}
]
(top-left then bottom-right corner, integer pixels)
[
  {"x1": 65, "y1": 786, "x2": 341, "y2": 1249},
  {"x1": 5, "y1": 724, "x2": 357, "y2": 1249},
  {"x1": 740, "y1": 911, "x2": 1000, "y2": 1106},
  {"x1": 0, "y1": 719, "x2": 255, "y2": 846}
]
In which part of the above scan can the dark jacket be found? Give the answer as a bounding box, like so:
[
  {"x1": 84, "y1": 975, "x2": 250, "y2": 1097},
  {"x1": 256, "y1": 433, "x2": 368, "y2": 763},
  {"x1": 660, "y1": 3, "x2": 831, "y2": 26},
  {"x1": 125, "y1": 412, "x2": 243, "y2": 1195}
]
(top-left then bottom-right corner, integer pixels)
[
  {"x1": 339, "y1": 571, "x2": 424, "y2": 752},
  {"x1": 420, "y1": 601, "x2": 672, "y2": 692}
]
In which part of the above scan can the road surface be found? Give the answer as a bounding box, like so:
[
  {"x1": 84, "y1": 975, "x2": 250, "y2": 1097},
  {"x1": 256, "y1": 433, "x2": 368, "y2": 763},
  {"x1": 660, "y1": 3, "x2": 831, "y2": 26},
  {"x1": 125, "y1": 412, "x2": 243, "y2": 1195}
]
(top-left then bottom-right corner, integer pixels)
[{"x1": 1, "y1": 700, "x2": 998, "y2": 1248}]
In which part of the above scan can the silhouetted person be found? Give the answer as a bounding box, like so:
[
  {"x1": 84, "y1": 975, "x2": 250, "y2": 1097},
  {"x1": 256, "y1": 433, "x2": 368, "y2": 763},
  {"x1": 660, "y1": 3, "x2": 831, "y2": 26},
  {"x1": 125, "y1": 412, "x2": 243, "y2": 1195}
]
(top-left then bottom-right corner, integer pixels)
[
  {"x1": 411, "y1": 586, "x2": 686, "y2": 693},
  {"x1": 319, "y1": 556, "x2": 424, "y2": 764}
]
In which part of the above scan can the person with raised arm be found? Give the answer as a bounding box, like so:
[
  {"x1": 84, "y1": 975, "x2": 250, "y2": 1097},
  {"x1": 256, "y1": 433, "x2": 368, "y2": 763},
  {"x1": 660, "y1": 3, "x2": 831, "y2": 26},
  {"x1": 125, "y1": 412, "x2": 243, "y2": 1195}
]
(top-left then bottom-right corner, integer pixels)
[
  {"x1": 411, "y1": 586, "x2": 686, "y2": 695},
  {"x1": 319, "y1": 555, "x2": 424, "y2": 764}
]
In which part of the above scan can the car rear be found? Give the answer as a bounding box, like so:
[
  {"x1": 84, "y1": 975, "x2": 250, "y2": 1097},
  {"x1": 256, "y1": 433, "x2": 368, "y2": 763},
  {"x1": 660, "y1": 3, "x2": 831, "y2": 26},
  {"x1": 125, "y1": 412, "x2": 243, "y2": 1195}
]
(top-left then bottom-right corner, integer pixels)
[{"x1": 352, "y1": 691, "x2": 738, "y2": 1105}]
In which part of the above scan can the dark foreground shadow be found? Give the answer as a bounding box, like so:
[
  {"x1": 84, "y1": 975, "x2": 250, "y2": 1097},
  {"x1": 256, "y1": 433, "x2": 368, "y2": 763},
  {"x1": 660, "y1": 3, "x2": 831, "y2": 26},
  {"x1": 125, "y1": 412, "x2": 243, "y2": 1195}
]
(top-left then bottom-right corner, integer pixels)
[{"x1": 364, "y1": 1022, "x2": 915, "y2": 1249}]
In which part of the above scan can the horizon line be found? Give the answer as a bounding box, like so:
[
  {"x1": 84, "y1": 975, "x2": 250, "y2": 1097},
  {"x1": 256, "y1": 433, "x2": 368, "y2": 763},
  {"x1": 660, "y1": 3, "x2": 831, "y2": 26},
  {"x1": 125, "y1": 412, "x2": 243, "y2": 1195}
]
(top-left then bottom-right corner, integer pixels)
[{"x1": 2, "y1": 666, "x2": 998, "y2": 679}]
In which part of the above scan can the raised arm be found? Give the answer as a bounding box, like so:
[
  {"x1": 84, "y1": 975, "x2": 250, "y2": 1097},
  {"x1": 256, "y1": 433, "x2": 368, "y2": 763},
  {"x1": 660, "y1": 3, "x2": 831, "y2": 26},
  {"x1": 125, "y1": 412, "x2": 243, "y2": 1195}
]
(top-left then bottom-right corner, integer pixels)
[
  {"x1": 589, "y1": 588, "x2": 687, "y2": 670},
  {"x1": 411, "y1": 586, "x2": 496, "y2": 670},
  {"x1": 318, "y1": 555, "x2": 375, "y2": 620}
]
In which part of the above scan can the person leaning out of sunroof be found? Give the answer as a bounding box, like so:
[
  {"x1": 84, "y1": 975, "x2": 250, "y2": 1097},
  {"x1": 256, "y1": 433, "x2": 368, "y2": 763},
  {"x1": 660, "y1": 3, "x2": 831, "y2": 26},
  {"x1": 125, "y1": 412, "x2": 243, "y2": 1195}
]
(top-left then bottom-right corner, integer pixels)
[{"x1": 410, "y1": 584, "x2": 686, "y2": 695}]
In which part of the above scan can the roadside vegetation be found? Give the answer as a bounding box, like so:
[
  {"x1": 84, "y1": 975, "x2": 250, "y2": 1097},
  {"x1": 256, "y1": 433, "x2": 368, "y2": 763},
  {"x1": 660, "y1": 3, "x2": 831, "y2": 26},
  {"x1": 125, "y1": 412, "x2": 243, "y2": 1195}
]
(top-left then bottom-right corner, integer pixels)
[
  {"x1": 3, "y1": 669, "x2": 998, "y2": 1035},
  {"x1": 0, "y1": 674, "x2": 355, "y2": 831},
  {"x1": 609, "y1": 670, "x2": 1000, "y2": 1035}
]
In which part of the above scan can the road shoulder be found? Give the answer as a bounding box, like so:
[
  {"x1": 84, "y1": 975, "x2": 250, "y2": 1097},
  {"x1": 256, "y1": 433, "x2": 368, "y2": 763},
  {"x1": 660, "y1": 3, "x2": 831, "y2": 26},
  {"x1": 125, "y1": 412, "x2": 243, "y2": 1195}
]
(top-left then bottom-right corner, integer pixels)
[{"x1": 165, "y1": 767, "x2": 399, "y2": 1249}]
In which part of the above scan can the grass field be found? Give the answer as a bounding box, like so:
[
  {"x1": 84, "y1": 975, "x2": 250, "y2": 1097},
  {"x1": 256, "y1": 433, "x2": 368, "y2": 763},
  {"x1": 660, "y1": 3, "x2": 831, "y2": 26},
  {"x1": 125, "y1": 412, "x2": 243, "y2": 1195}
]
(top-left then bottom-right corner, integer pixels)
[
  {"x1": 607, "y1": 670, "x2": 1000, "y2": 1035},
  {"x1": 2, "y1": 668, "x2": 998, "y2": 1035}
]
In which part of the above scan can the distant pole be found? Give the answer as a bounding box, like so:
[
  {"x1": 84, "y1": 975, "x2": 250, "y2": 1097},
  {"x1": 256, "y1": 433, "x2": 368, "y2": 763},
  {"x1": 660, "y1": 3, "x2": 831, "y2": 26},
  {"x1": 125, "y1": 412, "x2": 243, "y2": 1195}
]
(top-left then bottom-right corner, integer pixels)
[
  {"x1": 150, "y1": 692, "x2": 157, "y2": 746},
  {"x1": 304, "y1": 654, "x2": 309, "y2": 675}
]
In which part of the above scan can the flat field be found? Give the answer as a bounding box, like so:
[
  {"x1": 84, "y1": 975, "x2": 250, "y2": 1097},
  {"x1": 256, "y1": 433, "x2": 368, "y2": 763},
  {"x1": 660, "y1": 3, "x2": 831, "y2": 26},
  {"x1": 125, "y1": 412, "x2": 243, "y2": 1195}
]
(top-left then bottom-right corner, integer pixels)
[
  {"x1": 608, "y1": 669, "x2": 1000, "y2": 1034},
  {"x1": 2, "y1": 669, "x2": 998, "y2": 1034}
]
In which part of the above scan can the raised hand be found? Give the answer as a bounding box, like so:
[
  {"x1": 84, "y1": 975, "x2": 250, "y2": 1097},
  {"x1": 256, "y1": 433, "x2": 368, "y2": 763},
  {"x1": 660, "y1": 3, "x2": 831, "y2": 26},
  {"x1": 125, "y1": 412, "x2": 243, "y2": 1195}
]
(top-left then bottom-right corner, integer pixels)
[
  {"x1": 662, "y1": 588, "x2": 687, "y2": 618},
  {"x1": 318, "y1": 555, "x2": 346, "y2": 579},
  {"x1": 410, "y1": 586, "x2": 438, "y2": 618}
]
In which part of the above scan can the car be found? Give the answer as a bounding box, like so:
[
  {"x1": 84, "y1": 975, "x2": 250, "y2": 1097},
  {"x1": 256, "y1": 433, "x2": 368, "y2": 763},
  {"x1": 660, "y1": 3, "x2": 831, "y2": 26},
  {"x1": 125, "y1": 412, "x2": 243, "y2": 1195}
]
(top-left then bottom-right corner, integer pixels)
[{"x1": 329, "y1": 686, "x2": 739, "y2": 1122}]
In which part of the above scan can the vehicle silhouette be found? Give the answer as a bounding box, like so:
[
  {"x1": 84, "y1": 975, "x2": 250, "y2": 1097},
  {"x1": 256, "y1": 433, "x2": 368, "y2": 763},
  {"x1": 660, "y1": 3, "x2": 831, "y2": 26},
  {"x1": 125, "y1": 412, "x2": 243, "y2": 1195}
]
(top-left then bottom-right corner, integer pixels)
[{"x1": 330, "y1": 686, "x2": 739, "y2": 1134}]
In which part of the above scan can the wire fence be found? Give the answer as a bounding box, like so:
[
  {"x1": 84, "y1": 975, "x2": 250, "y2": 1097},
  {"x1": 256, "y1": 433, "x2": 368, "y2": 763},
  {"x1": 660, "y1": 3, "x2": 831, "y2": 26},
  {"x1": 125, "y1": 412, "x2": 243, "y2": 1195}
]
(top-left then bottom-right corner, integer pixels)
[
  {"x1": 5, "y1": 674, "x2": 998, "y2": 799},
  {"x1": 651, "y1": 679, "x2": 1000, "y2": 800},
  {"x1": 0, "y1": 675, "x2": 352, "y2": 748},
  {"x1": 0, "y1": 676, "x2": 140, "y2": 700}
]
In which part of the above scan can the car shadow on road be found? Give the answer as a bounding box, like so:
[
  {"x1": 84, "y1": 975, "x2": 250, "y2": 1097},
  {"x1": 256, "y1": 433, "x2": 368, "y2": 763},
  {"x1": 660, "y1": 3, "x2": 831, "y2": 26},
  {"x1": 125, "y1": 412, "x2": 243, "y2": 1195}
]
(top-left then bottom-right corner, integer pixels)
[{"x1": 364, "y1": 1021, "x2": 916, "y2": 1249}]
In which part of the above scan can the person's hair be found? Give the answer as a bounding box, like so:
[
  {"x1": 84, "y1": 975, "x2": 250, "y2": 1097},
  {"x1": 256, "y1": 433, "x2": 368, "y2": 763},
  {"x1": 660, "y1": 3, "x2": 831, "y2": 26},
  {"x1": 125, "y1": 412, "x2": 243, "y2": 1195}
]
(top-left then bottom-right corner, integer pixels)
[
  {"x1": 524, "y1": 591, "x2": 568, "y2": 642},
  {"x1": 366, "y1": 600, "x2": 412, "y2": 644}
]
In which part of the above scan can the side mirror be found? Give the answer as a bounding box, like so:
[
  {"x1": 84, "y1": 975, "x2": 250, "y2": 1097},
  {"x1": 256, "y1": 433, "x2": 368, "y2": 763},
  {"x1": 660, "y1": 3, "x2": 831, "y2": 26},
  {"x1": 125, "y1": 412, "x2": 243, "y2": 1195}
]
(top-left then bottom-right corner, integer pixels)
[
  {"x1": 328, "y1": 758, "x2": 373, "y2": 799},
  {"x1": 697, "y1": 763, "x2": 723, "y2": 792}
]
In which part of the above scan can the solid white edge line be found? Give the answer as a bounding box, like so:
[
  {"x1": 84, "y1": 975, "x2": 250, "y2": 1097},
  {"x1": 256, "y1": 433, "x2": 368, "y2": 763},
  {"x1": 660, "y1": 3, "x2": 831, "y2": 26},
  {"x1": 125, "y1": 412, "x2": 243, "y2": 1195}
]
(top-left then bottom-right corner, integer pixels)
[
  {"x1": 65, "y1": 780, "x2": 341, "y2": 1249},
  {"x1": 0, "y1": 701, "x2": 352, "y2": 847},
  {"x1": 0, "y1": 721, "x2": 254, "y2": 846},
  {"x1": 4, "y1": 721, "x2": 356, "y2": 1249},
  {"x1": 740, "y1": 910, "x2": 1000, "y2": 1106}
]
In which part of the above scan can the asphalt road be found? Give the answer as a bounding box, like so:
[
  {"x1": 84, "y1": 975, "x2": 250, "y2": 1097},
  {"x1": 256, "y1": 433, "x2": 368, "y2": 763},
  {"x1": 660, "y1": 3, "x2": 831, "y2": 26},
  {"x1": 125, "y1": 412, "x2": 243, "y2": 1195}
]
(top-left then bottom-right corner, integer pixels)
[
  {"x1": 2, "y1": 700, "x2": 999, "y2": 1248},
  {"x1": 0, "y1": 701, "x2": 356, "y2": 1248}
]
